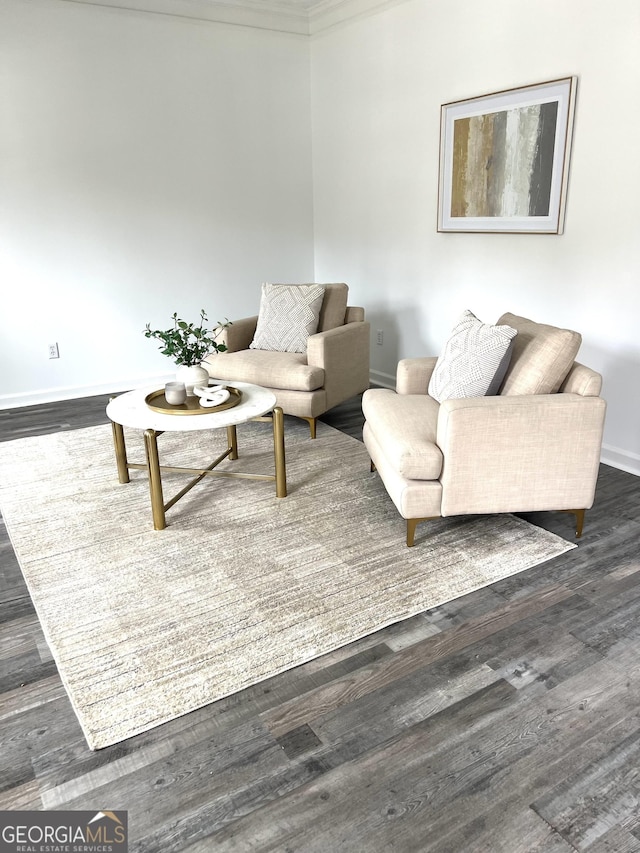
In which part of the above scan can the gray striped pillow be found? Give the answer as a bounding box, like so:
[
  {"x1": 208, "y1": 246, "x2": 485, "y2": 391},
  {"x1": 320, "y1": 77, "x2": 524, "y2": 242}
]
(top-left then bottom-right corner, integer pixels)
[
  {"x1": 250, "y1": 284, "x2": 325, "y2": 353},
  {"x1": 428, "y1": 310, "x2": 517, "y2": 402}
]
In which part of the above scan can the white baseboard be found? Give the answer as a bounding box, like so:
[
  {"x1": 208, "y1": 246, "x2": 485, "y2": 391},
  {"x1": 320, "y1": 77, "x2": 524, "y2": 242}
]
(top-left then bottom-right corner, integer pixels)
[
  {"x1": 0, "y1": 373, "x2": 174, "y2": 410},
  {"x1": 369, "y1": 369, "x2": 395, "y2": 390},
  {"x1": 600, "y1": 443, "x2": 640, "y2": 477}
]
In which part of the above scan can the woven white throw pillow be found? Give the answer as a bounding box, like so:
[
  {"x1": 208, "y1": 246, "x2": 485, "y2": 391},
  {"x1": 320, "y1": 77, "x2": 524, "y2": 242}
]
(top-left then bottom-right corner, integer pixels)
[
  {"x1": 249, "y1": 284, "x2": 325, "y2": 353},
  {"x1": 428, "y1": 310, "x2": 517, "y2": 403}
]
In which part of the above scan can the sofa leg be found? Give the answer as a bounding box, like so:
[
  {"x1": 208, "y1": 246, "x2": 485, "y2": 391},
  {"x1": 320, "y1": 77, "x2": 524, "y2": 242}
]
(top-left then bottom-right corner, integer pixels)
[
  {"x1": 574, "y1": 508, "x2": 585, "y2": 538},
  {"x1": 557, "y1": 508, "x2": 585, "y2": 537},
  {"x1": 300, "y1": 416, "x2": 317, "y2": 439},
  {"x1": 562, "y1": 508, "x2": 586, "y2": 538},
  {"x1": 406, "y1": 519, "x2": 419, "y2": 547},
  {"x1": 406, "y1": 516, "x2": 440, "y2": 547}
]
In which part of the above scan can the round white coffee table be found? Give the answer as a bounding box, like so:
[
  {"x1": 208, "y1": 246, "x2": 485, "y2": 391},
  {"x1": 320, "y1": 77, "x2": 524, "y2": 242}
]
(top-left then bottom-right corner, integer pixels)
[{"x1": 106, "y1": 381, "x2": 286, "y2": 530}]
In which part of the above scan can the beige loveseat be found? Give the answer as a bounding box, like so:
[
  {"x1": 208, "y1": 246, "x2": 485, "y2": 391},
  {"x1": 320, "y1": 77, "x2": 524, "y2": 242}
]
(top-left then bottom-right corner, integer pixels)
[
  {"x1": 203, "y1": 283, "x2": 370, "y2": 437},
  {"x1": 362, "y1": 313, "x2": 607, "y2": 546}
]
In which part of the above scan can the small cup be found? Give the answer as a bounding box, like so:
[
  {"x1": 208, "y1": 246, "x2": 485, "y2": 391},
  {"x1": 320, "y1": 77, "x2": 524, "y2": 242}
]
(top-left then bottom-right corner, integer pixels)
[{"x1": 165, "y1": 381, "x2": 187, "y2": 405}]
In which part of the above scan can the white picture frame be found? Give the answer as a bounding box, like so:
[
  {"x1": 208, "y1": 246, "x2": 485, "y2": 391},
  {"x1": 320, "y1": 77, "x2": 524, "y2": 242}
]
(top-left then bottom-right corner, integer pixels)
[{"x1": 437, "y1": 77, "x2": 577, "y2": 234}]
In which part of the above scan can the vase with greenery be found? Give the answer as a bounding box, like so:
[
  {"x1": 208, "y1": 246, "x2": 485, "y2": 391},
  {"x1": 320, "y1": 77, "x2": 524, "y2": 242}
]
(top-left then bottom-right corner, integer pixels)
[{"x1": 144, "y1": 310, "x2": 231, "y2": 395}]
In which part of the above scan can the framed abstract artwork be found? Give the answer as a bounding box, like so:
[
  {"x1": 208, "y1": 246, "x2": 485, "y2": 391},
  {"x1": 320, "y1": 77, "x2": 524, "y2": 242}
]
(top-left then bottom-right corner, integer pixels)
[{"x1": 437, "y1": 77, "x2": 577, "y2": 234}]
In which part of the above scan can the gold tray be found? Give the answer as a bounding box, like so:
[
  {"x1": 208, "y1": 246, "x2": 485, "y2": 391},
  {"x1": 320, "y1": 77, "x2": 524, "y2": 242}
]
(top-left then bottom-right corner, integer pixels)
[{"x1": 145, "y1": 386, "x2": 242, "y2": 415}]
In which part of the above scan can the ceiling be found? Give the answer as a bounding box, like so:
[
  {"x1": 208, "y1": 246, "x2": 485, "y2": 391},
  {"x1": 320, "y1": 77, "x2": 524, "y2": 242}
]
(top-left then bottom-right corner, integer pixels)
[{"x1": 67, "y1": 0, "x2": 394, "y2": 34}]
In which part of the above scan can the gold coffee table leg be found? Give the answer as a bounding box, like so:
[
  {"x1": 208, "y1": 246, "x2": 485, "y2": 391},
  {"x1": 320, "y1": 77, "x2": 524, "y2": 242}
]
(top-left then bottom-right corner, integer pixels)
[
  {"x1": 144, "y1": 428, "x2": 166, "y2": 530},
  {"x1": 227, "y1": 424, "x2": 238, "y2": 460},
  {"x1": 273, "y1": 406, "x2": 287, "y2": 498},
  {"x1": 110, "y1": 420, "x2": 130, "y2": 484}
]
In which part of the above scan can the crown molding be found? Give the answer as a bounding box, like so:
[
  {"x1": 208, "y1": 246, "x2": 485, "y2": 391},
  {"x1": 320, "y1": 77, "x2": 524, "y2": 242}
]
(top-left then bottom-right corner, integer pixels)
[
  {"x1": 63, "y1": 0, "x2": 310, "y2": 33},
  {"x1": 307, "y1": 0, "x2": 404, "y2": 34},
  {"x1": 62, "y1": 0, "x2": 401, "y2": 35}
]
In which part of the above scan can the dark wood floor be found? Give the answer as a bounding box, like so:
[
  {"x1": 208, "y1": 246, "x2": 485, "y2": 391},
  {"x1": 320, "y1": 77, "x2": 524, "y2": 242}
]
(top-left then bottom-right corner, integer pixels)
[{"x1": 2, "y1": 392, "x2": 640, "y2": 852}]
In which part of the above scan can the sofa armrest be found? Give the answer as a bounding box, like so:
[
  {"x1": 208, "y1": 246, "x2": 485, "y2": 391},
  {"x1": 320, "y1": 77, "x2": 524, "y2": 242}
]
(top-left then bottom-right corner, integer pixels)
[
  {"x1": 307, "y1": 321, "x2": 370, "y2": 408},
  {"x1": 436, "y1": 393, "x2": 607, "y2": 516},
  {"x1": 396, "y1": 358, "x2": 438, "y2": 395},
  {"x1": 215, "y1": 316, "x2": 258, "y2": 352}
]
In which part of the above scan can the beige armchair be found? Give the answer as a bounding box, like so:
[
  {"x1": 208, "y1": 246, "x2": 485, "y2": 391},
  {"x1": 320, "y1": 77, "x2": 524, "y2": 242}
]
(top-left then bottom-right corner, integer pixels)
[
  {"x1": 362, "y1": 313, "x2": 606, "y2": 546},
  {"x1": 202, "y1": 283, "x2": 370, "y2": 437}
]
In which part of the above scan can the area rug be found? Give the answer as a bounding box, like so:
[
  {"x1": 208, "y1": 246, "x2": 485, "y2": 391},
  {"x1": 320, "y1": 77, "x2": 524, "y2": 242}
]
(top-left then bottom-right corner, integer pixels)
[{"x1": 0, "y1": 419, "x2": 576, "y2": 749}]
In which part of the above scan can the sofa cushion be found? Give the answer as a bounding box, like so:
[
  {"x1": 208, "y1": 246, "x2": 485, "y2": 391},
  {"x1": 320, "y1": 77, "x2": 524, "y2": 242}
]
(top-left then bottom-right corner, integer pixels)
[
  {"x1": 205, "y1": 349, "x2": 325, "y2": 392},
  {"x1": 362, "y1": 389, "x2": 443, "y2": 480},
  {"x1": 428, "y1": 310, "x2": 517, "y2": 403},
  {"x1": 318, "y1": 283, "x2": 349, "y2": 331},
  {"x1": 497, "y1": 313, "x2": 582, "y2": 395},
  {"x1": 250, "y1": 283, "x2": 325, "y2": 353}
]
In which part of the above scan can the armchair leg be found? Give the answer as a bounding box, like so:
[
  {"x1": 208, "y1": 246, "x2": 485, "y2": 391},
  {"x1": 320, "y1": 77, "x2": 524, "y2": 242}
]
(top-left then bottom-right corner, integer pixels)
[
  {"x1": 407, "y1": 519, "x2": 419, "y2": 547},
  {"x1": 406, "y1": 516, "x2": 439, "y2": 547},
  {"x1": 560, "y1": 508, "x2": 586, "y2": 538},
  {"x1": 300, "y1": 416, "x2": 317, "y2": 439}
]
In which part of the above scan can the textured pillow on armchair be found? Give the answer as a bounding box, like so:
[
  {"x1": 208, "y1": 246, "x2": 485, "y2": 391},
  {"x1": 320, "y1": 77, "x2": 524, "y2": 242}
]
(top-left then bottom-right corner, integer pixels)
[
  {"x1": 428, "y1": 310, "x2": 517, "y2": 403},
  {"x1": 249, "y1": 283, "x2": 325, "y2": 353}
]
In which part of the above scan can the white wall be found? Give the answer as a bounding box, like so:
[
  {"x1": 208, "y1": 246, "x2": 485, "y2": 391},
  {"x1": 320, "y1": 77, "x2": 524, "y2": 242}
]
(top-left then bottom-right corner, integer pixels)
[
  {"x1": 0, "y1": 0, "x2": 314, "y2": 403},
  {"x1": 2, "y1": 0, "x2": 639, "y2": 475},
  {"x1": 311, "y1": 0, "x2": 640, "y2": 474}
]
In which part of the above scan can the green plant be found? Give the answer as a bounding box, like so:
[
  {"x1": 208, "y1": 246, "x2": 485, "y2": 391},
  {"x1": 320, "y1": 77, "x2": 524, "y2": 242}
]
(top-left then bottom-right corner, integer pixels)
[{"x1": 143, "y1": 310, "x2": 231, "y2": 366}]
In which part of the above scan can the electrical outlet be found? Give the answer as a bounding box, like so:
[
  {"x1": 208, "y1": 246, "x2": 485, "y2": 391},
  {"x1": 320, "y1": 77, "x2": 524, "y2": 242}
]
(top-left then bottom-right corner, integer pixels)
[
  {"x1": 376, "y1": 330, "x2": 384, "y2": 346},
  {"x1": 48, "y1": 343, "x2": 59, "y2": 359}
]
